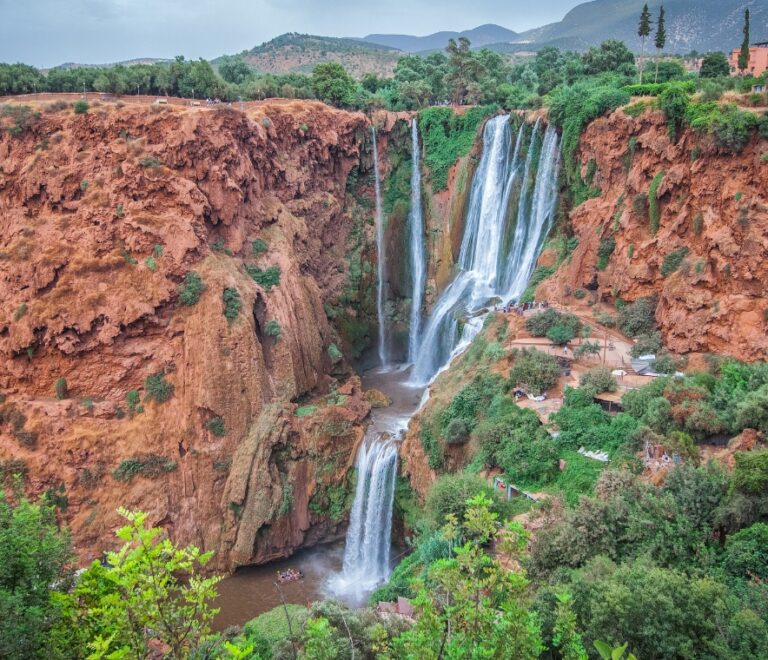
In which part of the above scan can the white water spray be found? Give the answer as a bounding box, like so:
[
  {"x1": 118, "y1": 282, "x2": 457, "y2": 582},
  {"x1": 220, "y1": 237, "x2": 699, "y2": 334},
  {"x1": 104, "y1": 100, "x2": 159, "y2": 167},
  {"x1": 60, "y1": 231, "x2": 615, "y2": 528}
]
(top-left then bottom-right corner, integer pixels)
[
  {"x1": 372, "y1": 126, "x2": 389, "y2": 366},
  {"x1": 407, "y1": 119, "x2": 426, "y2": 364},
  {"x1": 328, "y1": 431, "x2": 400, "y2": 600}
]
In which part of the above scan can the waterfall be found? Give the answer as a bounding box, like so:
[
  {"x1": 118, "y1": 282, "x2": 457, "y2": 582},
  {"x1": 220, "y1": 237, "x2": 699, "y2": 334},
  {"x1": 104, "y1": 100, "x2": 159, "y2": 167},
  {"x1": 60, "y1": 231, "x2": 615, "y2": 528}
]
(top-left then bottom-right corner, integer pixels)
[
  {"x1": 503, "y1": 124, "x2": 561, "y2": 300},
  {"x1": 409, "y1": 115, "x2": 560, "y2": 386},
  {"x1": 407, "y1": 119, "x2": 426, "y2": 364},
  {"x1": 372, "y1": 126, "x2": 388, "y2": 366},
  {"x1": 331, "y1": 434, "x2": 399, "y2": 595}
]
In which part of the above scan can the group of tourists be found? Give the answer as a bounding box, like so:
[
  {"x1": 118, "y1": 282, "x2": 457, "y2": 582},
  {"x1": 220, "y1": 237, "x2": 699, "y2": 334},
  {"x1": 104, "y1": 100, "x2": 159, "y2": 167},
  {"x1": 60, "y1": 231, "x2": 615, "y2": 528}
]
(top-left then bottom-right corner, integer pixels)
[
  {"x1": 276, "y1": 568, "x2": 304, "y2": 583},
  {"x1": 501, "y1": 300, "x2": 549, "y2": 316}
]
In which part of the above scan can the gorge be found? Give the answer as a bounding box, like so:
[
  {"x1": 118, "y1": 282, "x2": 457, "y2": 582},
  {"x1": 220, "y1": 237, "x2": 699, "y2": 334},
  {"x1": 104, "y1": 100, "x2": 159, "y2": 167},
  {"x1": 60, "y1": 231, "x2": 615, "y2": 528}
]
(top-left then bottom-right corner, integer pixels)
[{"x1": 1, "y1": 82, "x2": 768, "y2": 653}]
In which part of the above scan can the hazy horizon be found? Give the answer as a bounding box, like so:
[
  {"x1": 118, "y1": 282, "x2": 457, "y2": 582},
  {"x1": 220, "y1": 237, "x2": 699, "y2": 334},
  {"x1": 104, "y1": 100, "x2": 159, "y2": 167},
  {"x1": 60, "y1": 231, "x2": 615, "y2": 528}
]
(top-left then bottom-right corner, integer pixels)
[{"x1": 0, "y1": 0, "x2": 582, "y2": 68}]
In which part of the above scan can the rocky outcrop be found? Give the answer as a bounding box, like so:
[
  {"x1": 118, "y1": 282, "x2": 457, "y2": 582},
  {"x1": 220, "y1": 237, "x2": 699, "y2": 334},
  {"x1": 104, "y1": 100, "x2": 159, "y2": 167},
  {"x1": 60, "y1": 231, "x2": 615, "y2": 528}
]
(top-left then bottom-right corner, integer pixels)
[
  {"x1": 539, "y1": 107, "x2": 768, "y2": 361},
  {"x1": 0, "y1": 99, "x2": 382, "y2": 570}
]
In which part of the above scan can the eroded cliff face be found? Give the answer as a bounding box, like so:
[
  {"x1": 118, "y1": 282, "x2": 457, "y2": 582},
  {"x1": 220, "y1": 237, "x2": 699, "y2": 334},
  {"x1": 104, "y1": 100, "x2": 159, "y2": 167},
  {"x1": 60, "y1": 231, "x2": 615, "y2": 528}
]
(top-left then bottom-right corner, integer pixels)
[
  {"x1": 0, "y1": 99, "x2": 387, "y2": 570},
  {"x1": 539, "y1": 107, "x2": 768, "y2": 360}
]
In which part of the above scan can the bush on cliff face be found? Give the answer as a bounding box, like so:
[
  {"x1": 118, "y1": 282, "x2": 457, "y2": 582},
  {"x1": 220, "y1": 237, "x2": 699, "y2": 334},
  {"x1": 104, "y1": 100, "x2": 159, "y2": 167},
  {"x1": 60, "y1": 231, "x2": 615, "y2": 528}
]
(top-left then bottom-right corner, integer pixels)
[
  {"x1": 113, "y1": 454, "x2": 177, "y2": 481},
  {"x1": 54, "y1": 377, "x2": 68, "y2": 400},
  {"x1": 246, "y1": 264, "x2": 281, "y2": 291},
  {"x1": 178, "y1": 272, "x2": 205, "y2": 306},
  {"x1": 417, "y1": 105, "x2": 497, "y2": 191},
  {"x1": 222, "y1": 287, "x2": 241, "y2": 321},
  {"x1": 73, "y1": 100, "x2": 89, "y2": 114},
  {"x1": 143, "y1": 372, "x2": 173, "y2": 403}
]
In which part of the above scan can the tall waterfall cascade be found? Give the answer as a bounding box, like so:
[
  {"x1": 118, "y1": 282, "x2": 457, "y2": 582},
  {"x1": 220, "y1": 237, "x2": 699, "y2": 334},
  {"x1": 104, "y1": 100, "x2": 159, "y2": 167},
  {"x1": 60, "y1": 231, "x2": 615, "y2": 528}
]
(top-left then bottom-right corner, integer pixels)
[
  {"x1": 333, "y1": 115, "x2": 561, "y2": 600},
  {"x1": 372, "y1": 126, "x2": 389, "y2": 366},
  {"x1": 409, "y1": 116, "x2": 561, "y2": 386},
  {"x1": 407, "y1": 119, "x2": 427, "y2": 364}
]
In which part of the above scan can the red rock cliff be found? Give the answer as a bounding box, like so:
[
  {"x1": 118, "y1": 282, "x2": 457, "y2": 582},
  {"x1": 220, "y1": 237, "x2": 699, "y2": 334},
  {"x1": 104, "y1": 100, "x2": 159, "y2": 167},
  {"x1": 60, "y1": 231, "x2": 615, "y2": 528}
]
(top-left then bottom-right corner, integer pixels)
[
  {"x1": 0, "y1": 99, "x2": 384, "y2": 570},
  {"x1": 540, "y1": 107, "x2": 768, "y2": 360}
]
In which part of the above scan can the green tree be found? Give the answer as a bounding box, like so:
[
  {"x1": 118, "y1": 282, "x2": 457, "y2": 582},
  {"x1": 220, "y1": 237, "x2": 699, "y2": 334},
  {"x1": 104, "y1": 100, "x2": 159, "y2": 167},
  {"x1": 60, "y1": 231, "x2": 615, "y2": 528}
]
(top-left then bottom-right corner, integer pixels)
[
  {"x1": 723, "y1": 523, "x2": 768, "y2": 580},
  {"x1": 394, "y1": 495, "x2": 543, "y2": 658},
  {"x1": 311, "y1": 62, "x2": 356, "y2": 107},
  {"x1": 218, "y1": 55, "x2": 252, "y2": 85},
  {"x1": 582, "y1": 40, "x2": 636, "y2": 76},
  {"x1": 0, "y1": 491, "x2": 76, "y2": 659},
  {"x1": 75, "y1": 509, "x2": 221, "y2": 658},
  {"x1": 444, "y1": 37, "x2": 485, "y2": 105},
  {"x1": 638, "y1": 3, "x2": 653, "y2": 83},
  {"x1": 700, "y1": 52, "x2": 731, "y2": 78},
  {"x1": 654, "y1": 5, "x2": 667, "y2": 84},
  {"x1": 739, "y1": 9, "x2": 751, "y2": 73}
]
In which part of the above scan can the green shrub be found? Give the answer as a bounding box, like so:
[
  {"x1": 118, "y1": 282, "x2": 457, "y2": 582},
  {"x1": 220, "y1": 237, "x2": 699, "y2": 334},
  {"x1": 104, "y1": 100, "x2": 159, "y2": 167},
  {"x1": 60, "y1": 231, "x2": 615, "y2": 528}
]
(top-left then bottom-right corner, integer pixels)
[
  {"x1": 327, "y1": 343, "x2": 342, "y2": 362},
  {"x1": 80, "y1": 180, "x2": 88, "y2": 191},
  {"x1": 424, "y1": 472, "x2": 507, "y2": 531},
  {"x1": 723, "y1": 523, "x2": 768, "y2": 580},
  {"x1": 732, "y1": 450, "x2": 768, "y2": 496},
  {"x1": 573, "y1": 289, "x2": 587, "y2": 300},
  {"x1": 126, "y1": 390, "x2": 143, "y2": 415},
  {"x1": 711, "y1": 105, "x2": 757, "y2": 152},
  {"x1": 526, "y1": 309, "x2": 582, "y2": 338},
  {"x1": 144, "y1": 256, "x2": 156, "y2": 271},
  {"x1": 121, "y1": 249, "x2": 137, "y2": 265},
  {"x1": 113, "y1": 454, "x2": 177, "y2": 482},
  {"x1": 265, "y1": 319, "x2": 281, "y2": 340},
  {"x1": 153, "y1": 244, "x2": 164, "y2": 257},
  {"x1": 648, "y1": 171, "x2": 665, "y2": 234},
  {"x1": 444, "y1": 418, "x2": 469, "y2": 445},
  {"x1": 73, "y1": 100, "x2": 89, "y2": 114},
  {"x1": 295, "y1": 405, "x2": 318, "y2": 417},
  {"x1": 1, "y1": 104, "x2": 41, "y2": 136},
  {"x1": 143, "y1": 372, "x2": 173, "y2": 404},
  {"x1": 178, "y1": 272, "x2": 205, "y2": 306},
  {"x1": 206, "y1": 417, "x2": 225, "y2": 437},
  {"x1": 549, "y1": 83, "x2": 630, "y2": 187},
  {"x1": 222, "y1": 287, "x2": 241, "y2": 321},
  {"x1": 597, "y1": 236, "x2": 615, "y2": 270},
  {"x1": 580, "y1": 367, "x2": 617, "y2": 393},
  {"x1": 246, "y1": 265, "x2": 281, "y2": 291},
  {"x1": 520, "y1": 265, "x2": 556, "y2": 303},
  {"x1": 251, "y1": 238, "x2": 268, "y2": 255},
  {"x1": 138, "y1": 156, "x2": 162, "y2": 168},
  {"x1": 418, "y1": 105, "x2": 497, "y2": 191},
  {"x1": 13, "y1": 303, "x2": 27, "y2": 321},
  {"x1": 630, "y1": 332, "x2": 662, "y2": 358},
  {"x1": 623, "y1": 101, "x2": 647, "y2": 118},
  {"x1": 758, "y1": 114, "x2": 768, "y2": 139},
  {"x1": 546, "y1": 324, "x2": 575, "y2": 346},
  {"x1": 618, "y1": 296, "x2": 657, "y2": 338},
  {"x1": 659, "y1": 84, "x2": 690, "y2": 140},
  {"x1": 54, "y1": 377, "x2": 68, "y2": 400},
  {"x1": 116, "y1": 204, "x2": 124, "y2": 218},
  {"x1": 660, "y1": 247, "x2": 689, "y2": 277},
  {"x1": 509, "y1": 348, "x2": 561, "y2": 395}
]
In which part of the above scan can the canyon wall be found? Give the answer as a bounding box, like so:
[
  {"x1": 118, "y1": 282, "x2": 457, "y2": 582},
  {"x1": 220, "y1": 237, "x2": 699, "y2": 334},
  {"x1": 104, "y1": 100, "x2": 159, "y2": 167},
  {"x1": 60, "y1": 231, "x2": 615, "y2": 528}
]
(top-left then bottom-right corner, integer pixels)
[
  {"x1": 0, "y1": 99, "x2": 399, "y2": 570},
  {"x1": 539, "y1": 107, "x2": 768, "y2": 361}
]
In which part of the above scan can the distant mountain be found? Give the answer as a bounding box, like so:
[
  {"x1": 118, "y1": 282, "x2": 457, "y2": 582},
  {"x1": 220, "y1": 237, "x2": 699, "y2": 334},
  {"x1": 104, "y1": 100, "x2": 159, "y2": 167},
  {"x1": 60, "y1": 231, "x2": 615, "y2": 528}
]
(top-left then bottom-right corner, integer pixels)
[
  {"x1": 517, "y1": 0, "x2": 768, "y2": 54},
  {"x1": 237, "y1": 33, "x2": 402, "y2": 78},
  {"x1": 362, "y1": 24, "x2": 519, "y2": 53},
  {"x1": 53, "y1": 58, "x2": 171, "y2": 70}
]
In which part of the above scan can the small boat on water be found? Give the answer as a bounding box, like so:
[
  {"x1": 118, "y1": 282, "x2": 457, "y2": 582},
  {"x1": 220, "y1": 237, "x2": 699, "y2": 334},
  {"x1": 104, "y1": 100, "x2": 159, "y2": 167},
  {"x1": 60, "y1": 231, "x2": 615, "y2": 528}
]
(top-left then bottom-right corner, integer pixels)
[{"x1": 277, "y1": 568, "x2": 304, "y2": 584}]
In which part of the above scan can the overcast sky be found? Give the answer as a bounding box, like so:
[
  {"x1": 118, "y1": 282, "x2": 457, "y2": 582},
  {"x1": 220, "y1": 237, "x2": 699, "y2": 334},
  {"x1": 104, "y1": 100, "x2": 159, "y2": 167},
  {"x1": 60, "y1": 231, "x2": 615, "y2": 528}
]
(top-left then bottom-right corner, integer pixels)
[{"x1": 0, "y1": 0, "x2": 582, "y2": 68}]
